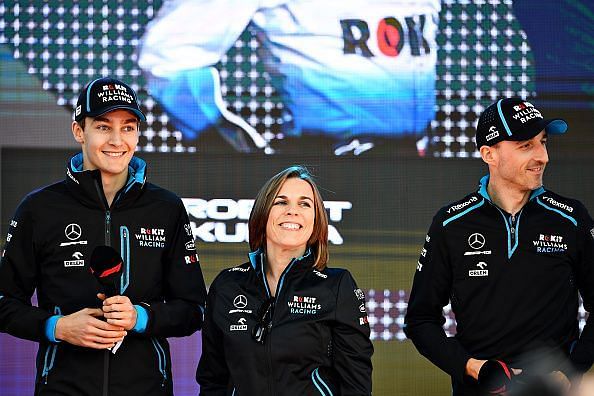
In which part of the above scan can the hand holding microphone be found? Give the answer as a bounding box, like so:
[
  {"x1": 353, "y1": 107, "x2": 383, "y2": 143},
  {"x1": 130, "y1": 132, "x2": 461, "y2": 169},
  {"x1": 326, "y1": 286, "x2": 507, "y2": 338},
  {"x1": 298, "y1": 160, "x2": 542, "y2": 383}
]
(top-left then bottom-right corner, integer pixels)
[
  {"x1": 90, "y1": 246, "x2": 136, "y2": 329},
  {"x1": 90, "y1": 245, "x2": 123, "y2": 298},
  {"x1": 477, "y1": 360, "x2": 514, "y2": 395},
  {"x1": 90, "y1": 246, "x2": 135, "y2": 353}
]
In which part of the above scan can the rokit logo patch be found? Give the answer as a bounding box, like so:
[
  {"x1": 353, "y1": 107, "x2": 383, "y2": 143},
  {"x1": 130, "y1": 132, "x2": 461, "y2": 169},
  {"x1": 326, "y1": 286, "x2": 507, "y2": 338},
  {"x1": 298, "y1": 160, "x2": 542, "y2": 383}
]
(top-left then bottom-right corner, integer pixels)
[
  {"x1": 533, "y1": 234, "x2": 567, "y2": 253},
  {"x1": 184, "y1": 254, "x2": 199, "y2": 264},
  {"x1": 97, "y1": 83, "x2": 134, "y2": 104},
  {"x1": 512, "y1": 101, "x2": 542, "y2": 124},
  {"x1": 135, "y1": 227, "x2": 166, "y2": 248},
  {"x1": 288, "y1": 295, "x2": 321, "y2": 315}
]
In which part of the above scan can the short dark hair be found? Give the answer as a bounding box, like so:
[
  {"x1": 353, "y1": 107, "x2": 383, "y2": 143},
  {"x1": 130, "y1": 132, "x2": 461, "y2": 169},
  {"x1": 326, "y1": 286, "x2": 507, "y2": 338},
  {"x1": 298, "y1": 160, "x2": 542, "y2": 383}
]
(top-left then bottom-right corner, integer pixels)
[{"x1": 248, "y1": 165, "x2": 329, "y2": 269}]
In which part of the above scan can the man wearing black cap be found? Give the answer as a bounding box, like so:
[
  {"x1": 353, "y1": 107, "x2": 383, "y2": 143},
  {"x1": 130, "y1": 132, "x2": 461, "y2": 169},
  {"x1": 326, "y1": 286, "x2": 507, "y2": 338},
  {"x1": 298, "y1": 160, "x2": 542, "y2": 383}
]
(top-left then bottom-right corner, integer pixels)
[
  {"x1": 0, "y1": 77, "x2": 207, "y2": 395},
  {"x1": 405, "y1": 98, "x2": 594, "y2": 395}
]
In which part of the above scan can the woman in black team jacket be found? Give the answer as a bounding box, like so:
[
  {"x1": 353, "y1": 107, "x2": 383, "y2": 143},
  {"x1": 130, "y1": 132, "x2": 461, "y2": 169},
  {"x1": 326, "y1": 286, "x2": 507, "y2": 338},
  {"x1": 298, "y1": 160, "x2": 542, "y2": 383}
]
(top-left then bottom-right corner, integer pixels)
[{"x1": 197, "y1": 166, "x2": 373, "y2": 395}]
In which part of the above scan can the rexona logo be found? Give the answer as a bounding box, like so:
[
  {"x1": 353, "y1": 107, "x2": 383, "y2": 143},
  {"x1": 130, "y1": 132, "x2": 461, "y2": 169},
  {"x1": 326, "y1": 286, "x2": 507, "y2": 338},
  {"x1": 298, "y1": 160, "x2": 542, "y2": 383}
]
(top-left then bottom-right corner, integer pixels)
[
  {"x1": 447, "y1": 196, "x2": 478, "y2": 214},
  {"x1": 182, "y1": 198, "x2": 352, "y2": 244},
  {"x1": 541, "y1": 196, "x2": 574, "y2": 213}
]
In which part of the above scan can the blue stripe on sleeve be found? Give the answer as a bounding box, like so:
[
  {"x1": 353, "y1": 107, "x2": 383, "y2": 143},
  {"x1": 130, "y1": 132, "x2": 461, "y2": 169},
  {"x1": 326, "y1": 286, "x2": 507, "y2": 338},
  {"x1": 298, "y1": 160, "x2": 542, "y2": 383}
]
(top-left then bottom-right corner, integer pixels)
[
  {"x1": 44, "y1": 315, "x2": 63, "y2": 343},
  {"x1": 132, "y1": 304, "x2": 149, "y2": 333}
]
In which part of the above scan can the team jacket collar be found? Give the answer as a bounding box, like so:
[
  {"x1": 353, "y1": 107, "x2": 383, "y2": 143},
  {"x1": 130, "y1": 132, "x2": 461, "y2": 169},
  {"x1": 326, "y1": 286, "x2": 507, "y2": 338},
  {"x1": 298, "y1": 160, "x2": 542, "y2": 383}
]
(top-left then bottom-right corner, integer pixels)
[
  {"x1": 248, "y1": 248, "x2": 314, "y2": 298},
  {"x1": 248, "y1": 248, "x2": 314, "y2": 274},
  {"x1": 477, "y1": 174, "x2": 545, "y2": 204},
  {"x1": 65, "y1": 152, "x2": 147, "y2": 209},
  {"x1": 477, "y1": 174, "x2": 547, "y2": 259}
]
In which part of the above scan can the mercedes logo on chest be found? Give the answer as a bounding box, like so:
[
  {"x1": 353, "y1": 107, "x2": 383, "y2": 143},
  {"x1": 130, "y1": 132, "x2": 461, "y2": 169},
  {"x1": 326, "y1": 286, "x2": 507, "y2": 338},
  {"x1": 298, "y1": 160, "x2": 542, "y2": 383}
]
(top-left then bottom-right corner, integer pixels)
[
  {"x1": 65, "y1": 223, "x2": 82, "y2": 241},
  {"x1": 468, "y1": 233, "x2": 485, "y2": 250},
  {"x1": 233, "y1": 295, "x2": 248, "y2": 309}
]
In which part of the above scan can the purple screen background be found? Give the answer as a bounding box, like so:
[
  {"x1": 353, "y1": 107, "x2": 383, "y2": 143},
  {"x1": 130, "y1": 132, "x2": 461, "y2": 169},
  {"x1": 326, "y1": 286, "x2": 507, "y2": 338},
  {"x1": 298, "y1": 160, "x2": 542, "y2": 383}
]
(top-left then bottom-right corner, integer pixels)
[{"x1": 0, "y1": 333, "x2": 201, "y2": 395}]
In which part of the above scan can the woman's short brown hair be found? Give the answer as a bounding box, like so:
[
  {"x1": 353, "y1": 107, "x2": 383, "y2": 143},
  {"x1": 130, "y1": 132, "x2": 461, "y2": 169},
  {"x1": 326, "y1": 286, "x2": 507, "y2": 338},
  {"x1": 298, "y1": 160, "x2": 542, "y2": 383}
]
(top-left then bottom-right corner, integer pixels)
[{"x1": 248, "y1": 165, "x2": 329, "y2": 269}]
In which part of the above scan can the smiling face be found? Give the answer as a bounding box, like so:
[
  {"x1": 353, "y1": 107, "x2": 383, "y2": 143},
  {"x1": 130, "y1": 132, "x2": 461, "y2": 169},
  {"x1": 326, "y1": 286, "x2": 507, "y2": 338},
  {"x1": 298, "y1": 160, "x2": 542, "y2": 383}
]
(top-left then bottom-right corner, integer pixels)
[
  {"x1": 72, "y1": 109, "x2": 139, "y2": 185},
  {"x1": 489, "y1": 130, "x2": 549, "y2": 193},
  {"x1": 265, "y1": 177, "x2": 315, "y2": 257}
]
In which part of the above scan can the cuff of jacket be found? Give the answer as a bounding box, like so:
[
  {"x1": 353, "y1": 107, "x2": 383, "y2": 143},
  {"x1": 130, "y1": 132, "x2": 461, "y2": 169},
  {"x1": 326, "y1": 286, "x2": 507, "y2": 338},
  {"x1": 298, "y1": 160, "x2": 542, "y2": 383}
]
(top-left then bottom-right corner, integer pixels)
[
  {"x1": 568, "y1": 340, "x2": 594, "y2": 374},
  {"x1": 132, "y1": 304, "x2": 149, "y2": 333},
  {"x1": 44, "y1": 315, "x2": 63, "y2": 343}
]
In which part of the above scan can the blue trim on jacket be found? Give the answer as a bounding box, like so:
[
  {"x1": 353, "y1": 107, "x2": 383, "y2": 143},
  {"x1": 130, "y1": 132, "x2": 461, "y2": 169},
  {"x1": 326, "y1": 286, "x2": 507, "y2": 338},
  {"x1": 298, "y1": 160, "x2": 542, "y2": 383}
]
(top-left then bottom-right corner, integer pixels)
[{"x1": 132, "y1": 305, "x2": 149, "y2": 333}]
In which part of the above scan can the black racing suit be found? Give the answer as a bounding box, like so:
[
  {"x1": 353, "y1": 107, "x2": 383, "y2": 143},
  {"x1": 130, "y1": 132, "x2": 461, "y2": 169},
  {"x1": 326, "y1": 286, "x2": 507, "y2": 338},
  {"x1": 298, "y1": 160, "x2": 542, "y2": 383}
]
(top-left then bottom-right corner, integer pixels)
[
  {"x1": 0, "y1": 153, "x2": 207, "y2": 396},
  {"x1": 197, "y1": 249, "x2": 373, "y2": 395},
  {"x1": 405, "y1": 175, "x2": 594, "y2": 395}
]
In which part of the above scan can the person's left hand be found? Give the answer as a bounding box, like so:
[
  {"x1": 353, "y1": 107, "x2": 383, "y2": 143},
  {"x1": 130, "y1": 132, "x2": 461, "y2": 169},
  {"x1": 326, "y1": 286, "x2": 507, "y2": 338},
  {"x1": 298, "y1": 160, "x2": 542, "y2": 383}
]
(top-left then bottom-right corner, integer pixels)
[
  {"x1": 549, "y1": 370, "x2": 571, "y2": 394},
  {"x1": 99, "y1": 293, "x2": 137, "y2": 331}
]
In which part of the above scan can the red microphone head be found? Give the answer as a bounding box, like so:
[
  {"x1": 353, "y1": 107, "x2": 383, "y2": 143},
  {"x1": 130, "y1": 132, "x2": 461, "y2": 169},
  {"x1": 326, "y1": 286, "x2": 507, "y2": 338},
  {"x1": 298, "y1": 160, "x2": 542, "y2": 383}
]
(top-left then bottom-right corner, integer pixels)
[{"x1": 89, "y1": 246, "x2": 123, "y2": 297}]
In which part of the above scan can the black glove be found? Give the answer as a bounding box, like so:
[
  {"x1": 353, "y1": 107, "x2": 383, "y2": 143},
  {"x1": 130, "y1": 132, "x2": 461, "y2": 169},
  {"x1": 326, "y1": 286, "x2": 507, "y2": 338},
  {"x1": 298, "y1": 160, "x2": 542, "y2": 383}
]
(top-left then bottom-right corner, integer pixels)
[{"x1": 478, "y1": 360, "x2": 514, "y2": 395}]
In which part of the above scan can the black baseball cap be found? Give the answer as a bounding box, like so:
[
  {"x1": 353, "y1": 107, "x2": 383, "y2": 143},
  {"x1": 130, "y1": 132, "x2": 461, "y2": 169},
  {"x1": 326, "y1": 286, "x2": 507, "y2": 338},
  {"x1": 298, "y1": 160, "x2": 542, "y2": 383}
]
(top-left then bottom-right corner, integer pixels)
[
  {"x1": 74, "y1": 77, "x2": 146, "y2": 122},
  {"x1": 475, "y1": 98, "x2": 567, "y2": 148}
]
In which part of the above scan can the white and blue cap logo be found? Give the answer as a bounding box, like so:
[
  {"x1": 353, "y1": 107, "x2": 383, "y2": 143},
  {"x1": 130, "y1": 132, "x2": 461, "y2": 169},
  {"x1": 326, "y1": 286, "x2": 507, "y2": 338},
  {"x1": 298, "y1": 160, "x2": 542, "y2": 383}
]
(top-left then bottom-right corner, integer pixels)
[
  {"x1": 74, "y1": 77, "x2": 146, "y2": 122},
  {"x1": 476, "y1": 98, "x2": 567, "y2": 148}
]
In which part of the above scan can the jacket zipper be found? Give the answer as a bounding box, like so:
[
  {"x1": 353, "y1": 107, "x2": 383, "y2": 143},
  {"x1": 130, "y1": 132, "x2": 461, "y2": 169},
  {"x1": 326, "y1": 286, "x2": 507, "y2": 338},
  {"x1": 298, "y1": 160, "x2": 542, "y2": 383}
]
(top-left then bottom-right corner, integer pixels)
[
  {"x1": 102, "y1": 210, "x2": 111, "y2": 396},
  {"x1": 493, "y1": 205, "x2": 523, "y2": 259},
  {"x1": 261, "y1": 255, "x2": 297, "y2": 396},
  {"x1": 105, "y1": 211, "x2": 111, "y2": 246},
  {"x1": 96, "y1": 176, "x2": 111, "y2": 396}
]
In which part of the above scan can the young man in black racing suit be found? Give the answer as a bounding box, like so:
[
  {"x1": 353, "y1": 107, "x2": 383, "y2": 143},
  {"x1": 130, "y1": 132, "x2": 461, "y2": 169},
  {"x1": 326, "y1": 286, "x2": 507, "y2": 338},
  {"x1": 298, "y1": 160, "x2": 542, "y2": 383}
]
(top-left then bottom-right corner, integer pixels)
[{"x1": 0, "y1": 77, "x2": 207, "y2": 395}]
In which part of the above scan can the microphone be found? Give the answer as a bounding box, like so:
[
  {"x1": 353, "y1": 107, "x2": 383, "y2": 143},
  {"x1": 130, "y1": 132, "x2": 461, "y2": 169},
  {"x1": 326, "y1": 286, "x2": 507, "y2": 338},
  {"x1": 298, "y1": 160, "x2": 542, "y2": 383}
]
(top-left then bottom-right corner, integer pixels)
[
  {"x1": 89, "y1": 246, "x2": 125, "y2": 354},
  {"x1": 89, "y1": 245, "x2": 123, "y2": 297}
]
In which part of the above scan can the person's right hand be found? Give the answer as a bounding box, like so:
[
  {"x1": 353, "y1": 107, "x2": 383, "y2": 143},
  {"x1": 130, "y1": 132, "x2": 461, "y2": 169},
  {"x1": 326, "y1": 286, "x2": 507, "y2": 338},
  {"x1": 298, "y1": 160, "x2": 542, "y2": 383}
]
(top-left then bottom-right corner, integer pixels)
[
  {"x1": 476, "y1": 359, "x2": 518, "y2": 395},
  {"x1": 54, "y1": 308, "x2": 127, "y2": 349}
]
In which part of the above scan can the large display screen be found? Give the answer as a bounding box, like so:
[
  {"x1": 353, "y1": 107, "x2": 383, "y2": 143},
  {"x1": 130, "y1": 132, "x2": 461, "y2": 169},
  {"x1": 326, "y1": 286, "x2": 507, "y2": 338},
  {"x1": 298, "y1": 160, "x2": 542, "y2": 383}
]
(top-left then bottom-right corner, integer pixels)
[{"x1": 0, "y1": 1, "x2": 593, "y2": 395}]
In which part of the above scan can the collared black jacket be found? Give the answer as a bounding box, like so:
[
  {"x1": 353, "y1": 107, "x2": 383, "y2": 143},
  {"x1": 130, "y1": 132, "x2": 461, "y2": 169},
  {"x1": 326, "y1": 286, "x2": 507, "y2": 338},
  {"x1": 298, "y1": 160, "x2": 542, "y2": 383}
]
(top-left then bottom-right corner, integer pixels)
[
  {"x1": 405, "y1": 175, "x2": 594, "y2": 391},
  {"x1": 0, "y1": 153, "x2": 207, "y2": 396},
  {"x1": 197, "y1": 249, "x2": 373, "y2": 395}
]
